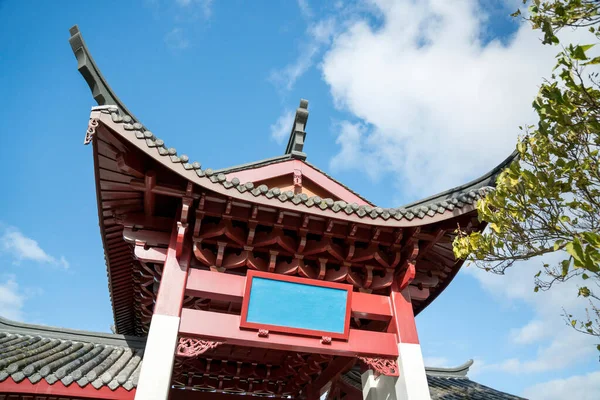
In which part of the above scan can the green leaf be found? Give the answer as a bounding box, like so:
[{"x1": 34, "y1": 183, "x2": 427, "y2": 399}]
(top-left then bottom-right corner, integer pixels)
[
  {"x1": 583, "y1": 56, "x2": 600, "y2": 65},
  {"x1": 571, "y1": 45, "x2": 590, "y2": 60}
]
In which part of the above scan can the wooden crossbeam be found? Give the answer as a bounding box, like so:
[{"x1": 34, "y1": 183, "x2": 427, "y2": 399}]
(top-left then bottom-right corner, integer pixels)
[
  {"x1": 185, "y1": 269, "x2": 393, "y2": 321},
  {"x1": 179, "y1": 308, "x2": 399, "y2": 358}
]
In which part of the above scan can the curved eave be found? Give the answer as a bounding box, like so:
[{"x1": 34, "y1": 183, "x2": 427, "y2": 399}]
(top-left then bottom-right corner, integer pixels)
[
  {"x1": 70, "y1": 24, "x2": 516, "y2": 226},
  {"x1": 94, "y1": 108, "x2": 484, "y2": 227}
]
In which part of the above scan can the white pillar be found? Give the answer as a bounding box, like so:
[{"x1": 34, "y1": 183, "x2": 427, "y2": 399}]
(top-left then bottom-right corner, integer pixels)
[
  {"x1": 361, "y1": 343, "x2": 431, "y2": 400},
  {"x1": 134, "y1": 313, "x2": 180, "y2": 400}
]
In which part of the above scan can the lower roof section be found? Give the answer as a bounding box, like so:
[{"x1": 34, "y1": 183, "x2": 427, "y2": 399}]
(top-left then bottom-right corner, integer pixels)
[
  {"x1": 0, "y1": 316, "x2": 524, "y2": 400},
  {"x1": 0, "y1": 317, "x2": 143, "y2": 394},
  {"x1": 342, "y1": 363, "x2": 525, "y2": 400}
]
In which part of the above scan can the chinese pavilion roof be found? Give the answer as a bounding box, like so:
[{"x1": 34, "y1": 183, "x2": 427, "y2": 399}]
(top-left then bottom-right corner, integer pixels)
[
  {"x1": 0, "y1": 317, "x2": 524, "y2": 400},
  {"x1": 70, "y1": 24, "x2": 518, "y2": 336},
  {"x1": 70, "y1": 24, "x2": 517, "y2": 224}
]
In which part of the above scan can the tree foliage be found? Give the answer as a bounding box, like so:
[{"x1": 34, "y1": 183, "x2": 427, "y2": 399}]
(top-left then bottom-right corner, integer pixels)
[{"x1": 453, "y1": 0, "x2": 600, "y2": 348}]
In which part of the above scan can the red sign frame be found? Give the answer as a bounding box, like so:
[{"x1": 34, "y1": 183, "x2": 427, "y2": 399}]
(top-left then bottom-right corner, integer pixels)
[{"x1": 240, "y1": 270, "x2": 353, "y2": 340}]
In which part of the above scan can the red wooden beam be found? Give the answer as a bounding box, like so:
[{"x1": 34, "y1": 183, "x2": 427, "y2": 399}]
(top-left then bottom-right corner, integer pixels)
[
  {"x1": 153, "y1": 225, "x2": 192, "y2": 316},
  {"x1": 388, "y1": 280, "x2": 419, "y2": 344},
  {"x1": 351, "y1": 291, "x2": 392, "y2": 321},
  {"x1": 179, "y1": 308, "x2": 399, "y2": 358},
  {"x1": 0, "y1": 377, "x2": 135, "y2": 400},
  {"x1": 185, "y1": 269, "x2": 392, "y2": 321}
]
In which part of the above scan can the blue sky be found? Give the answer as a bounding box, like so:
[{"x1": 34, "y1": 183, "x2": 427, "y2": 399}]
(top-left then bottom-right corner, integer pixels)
[{"x1": 0, "y1": 0, "x2": 598, "y2": 398}]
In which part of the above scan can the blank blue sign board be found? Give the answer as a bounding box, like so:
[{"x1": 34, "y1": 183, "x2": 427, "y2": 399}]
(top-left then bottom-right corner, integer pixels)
[{"x1": 246, "y1": 277, "x2": 348, "y2": 334}]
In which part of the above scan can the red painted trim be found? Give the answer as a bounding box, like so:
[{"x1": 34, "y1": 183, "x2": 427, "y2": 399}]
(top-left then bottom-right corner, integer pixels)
[
  {"x1": 223, "y1": 160, "x2": 370, "y2": 206},
  {"x1": 179, "y1": 308, "x2": 399, "y2": 357},
  {"x1": 352, "y1": 291, "x2": 393, "y2": 321},
  {"x1": 186, "y1": 268, "x2": 246, "y2": 303},
  {"x1": 299, "y1": 162, "x2": 369, "y2": 206},
  {"x1": 240, "y1": 270, "x2": 353, "y2": 340},
  {"x1": 0, "y1": 377, "x2": 135, "y2": 400},
  {"x1": 388, "y1": 281, "x2": 419, "y2": 344},
  {"x1": 153, "y1": 224, "x2": 192, "y2": 316},
  {"x1": 186, "y1": 269, "x2": 392, "y2": 321}
]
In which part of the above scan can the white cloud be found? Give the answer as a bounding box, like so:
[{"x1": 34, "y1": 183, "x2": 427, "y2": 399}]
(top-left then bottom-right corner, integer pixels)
[
  {"x1": 0, "y1": 275, "x2": 25, "y2": 321},
  {"x1": 320, "y1": 0, "x2": 596, "y2": 199},
  {"x1": 297, "y1": 0, "x2": 313, "y2": 19},
  {"x1": 270, "y1": 110, "x2": 294, "y2": 144},
  {"x1": 330, "y1": 121, "x2": 380, "y2": 180},
  {"x1": 1, "y1": 227, "x2": 69, "y2": 269},
  {"x1": 522, "y1": 371, "x2": 600, "y2": 400},
  {"x1": 175, "y1": 0, "x2": 212, "y2": 18},
  {"x1": 510, "y1": 320, "x2": 548, "y2": 345},
  {"x1": 165, "y1": 27, "x2": 190, "y2": 50},
  {"x1": 464, "y1": 253, "x2": 597, "y2": 374},
  {"x1": 270, "y1": 18, "x2": 337, "y2": 93}
]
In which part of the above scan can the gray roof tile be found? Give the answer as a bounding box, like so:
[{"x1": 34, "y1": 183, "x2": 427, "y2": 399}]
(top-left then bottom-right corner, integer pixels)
[
  {"x1": 0, "y1": 317, "x2": 144, "y2": 392},
  {"x1": 342, "y1": 362, "x2": 525, "y2": 400}
]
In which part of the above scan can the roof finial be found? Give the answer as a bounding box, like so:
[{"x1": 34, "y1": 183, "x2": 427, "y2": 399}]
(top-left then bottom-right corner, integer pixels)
[{"x1": 284, "y1": 99, "x2": 309, "y2": 160}]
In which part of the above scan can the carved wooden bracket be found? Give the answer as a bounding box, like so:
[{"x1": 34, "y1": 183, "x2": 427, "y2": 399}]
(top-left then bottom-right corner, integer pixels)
[
  {"x1": 84, "y1": 118, "x2": 99, "y2": 145},
  {"x1": 293, "y1": 169, "x2": 302, "y2": 194},
  {"x1": 258, "y1": 329, "x2": 269, "y2": 338},
  {"x1": 397, "y1": 243, "x2": 419, "y2": 291},
  {"x1": 176, "y1": 337, "x2": 223, "y2": 357},
  {"x1": 358, "y1": 357, "x2": 399, "y2": 377}
]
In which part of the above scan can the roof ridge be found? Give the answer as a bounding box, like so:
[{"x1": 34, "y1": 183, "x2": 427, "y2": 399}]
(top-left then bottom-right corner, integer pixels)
[
  {"x1": 400, "y1": 151, "x2": 518, "y2": 209},
  {"x1": 425, "y1": 359, "x2": 473, "y2": 378},
  {"x1": 0, "y1": 316, "x2": 146, "y2": 349}
]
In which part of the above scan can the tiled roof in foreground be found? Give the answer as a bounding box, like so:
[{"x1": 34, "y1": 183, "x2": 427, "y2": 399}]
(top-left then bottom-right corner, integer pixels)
[
  {"x1": 0, "y1": 317, "x2": 144, "y2": 392},
  {"x1": 0, "y1": 317, "x2": 525, "y2": 399},
  {"x1": 343, "y1": 362, "x2": 525, "y2": 400}
]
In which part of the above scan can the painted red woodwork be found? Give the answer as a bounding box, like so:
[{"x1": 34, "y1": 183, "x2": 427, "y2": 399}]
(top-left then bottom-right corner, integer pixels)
[
  {"x1": 185, "y1": 268, "x2": 392, "y2": 321},
  {"x1": 153, "y1": 224, "x2": 192, "y2": 317},
  {"x1": 134, "y1": 244, "x2": 167, "y2": 263},
  {"x1": 186, "y1": 268, "x2": 246, "y2": 302},
  {"x1": 179, "y1": 308, "x2": 399, "y2": 358},
  {"x1": 239, "y1": 270, "x2": 353, "y2": 340},
  {"x1": 350, "y1": 291, "x2": 392, "y2": 321},
  {"x1": 223, "y1": 160, "x2": 370, "y2": 206},
  {"x1": 0, "y1": 377, "x2": 135, "y2": 400},
  {"x1": 388, "y1": 280, "x2": 419, "y2": 344}
]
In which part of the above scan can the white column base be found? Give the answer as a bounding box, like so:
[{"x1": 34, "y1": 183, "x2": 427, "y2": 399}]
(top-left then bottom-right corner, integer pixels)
[
  {"x1": 362, "y1": 343, "x2": 431, "y2": 400},
  {"x1": 135, "y1": 314, "x2": 180, "y2": 400}
]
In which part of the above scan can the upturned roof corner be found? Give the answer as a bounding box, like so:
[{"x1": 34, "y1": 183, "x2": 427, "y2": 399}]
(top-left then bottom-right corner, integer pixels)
[
  {"x1": 284, "y1": 99, "x2": 309, "y2": 160},
  {"x1": 69, "y1": 25, "x2": 137, "y2": 122}
]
